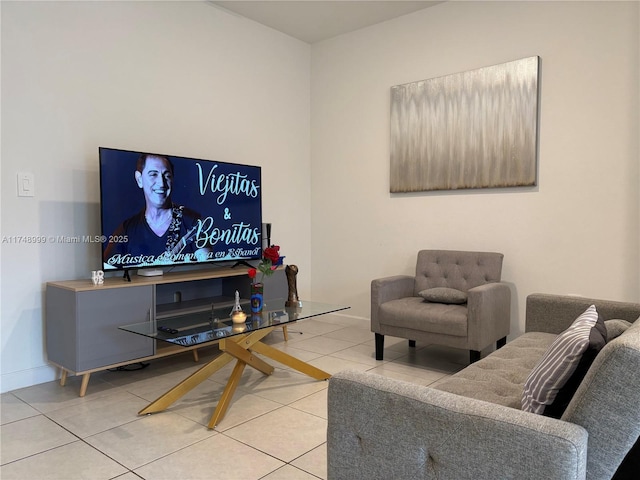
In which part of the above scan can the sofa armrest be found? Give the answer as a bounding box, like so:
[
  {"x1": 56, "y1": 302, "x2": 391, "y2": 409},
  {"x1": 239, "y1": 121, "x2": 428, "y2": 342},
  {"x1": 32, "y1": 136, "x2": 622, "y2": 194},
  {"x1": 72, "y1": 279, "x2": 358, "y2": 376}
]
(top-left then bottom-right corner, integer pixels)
[
  {"x1": 328, "y1": 370, "x2": 588, "y2": 480},
  {"x1": 371, "y1": 275, "x2": 414, "y2": 330},
  {"x1": 467, "y1": 282, "x2": 511, "y2": 351}
]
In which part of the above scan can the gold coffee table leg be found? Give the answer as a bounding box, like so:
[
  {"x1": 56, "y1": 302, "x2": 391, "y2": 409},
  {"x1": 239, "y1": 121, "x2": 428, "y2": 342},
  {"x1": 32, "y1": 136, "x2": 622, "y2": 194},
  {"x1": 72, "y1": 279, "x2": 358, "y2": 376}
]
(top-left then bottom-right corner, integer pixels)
[
  {"x1": 139, "y1": 352, "x2": 235, "y2": 415},
  {"x1": 139, "y1": 325, "x2": 331, "y2": 429},
  {"x1": 250, "y1": 341, "x2": 330, "y2": 380},
  {"x1": 221, "y1": 340, "x2": 274, "y2": 376},
  {"x1": 139, "y1": 330, "x2": 274, "y2": 419},
  {"x1": 208, "y1": 360, "x2": 246, "y2": 429}
]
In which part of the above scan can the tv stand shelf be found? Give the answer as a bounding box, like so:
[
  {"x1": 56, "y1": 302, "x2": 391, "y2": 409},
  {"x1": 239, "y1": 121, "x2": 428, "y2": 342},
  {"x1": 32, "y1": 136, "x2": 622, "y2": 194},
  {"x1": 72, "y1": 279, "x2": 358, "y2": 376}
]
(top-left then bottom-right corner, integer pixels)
[
  {"x1": 157, "y1": 296, "x2": 229, "y2": 318},
  {"x1": 45, "y1": 266, "x2": 274, "y2": 397}
]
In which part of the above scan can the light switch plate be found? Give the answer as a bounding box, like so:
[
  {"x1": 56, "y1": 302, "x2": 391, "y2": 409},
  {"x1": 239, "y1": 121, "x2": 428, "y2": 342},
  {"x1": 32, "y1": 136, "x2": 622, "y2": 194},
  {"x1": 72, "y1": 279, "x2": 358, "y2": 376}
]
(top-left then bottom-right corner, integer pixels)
[{"x1": 17, "y1": 172, "x2": 35, "y2": 197}]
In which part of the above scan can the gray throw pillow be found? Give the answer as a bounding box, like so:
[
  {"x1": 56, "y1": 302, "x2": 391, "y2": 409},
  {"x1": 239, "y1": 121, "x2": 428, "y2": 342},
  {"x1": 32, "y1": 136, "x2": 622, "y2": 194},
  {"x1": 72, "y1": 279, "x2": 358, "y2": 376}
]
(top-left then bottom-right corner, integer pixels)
[
  {"x1": 418, "y1": 287, "x2": 467, "y2": 304},
  {"x1": 522, "y1": 305, "x2": 600, "y2": 415},
  {"x1": 542, "y1": 312, "x2": 607, "y2": 418},
  {"x1": 604, "y1": 319, "x2": 633, "y2": 342}
]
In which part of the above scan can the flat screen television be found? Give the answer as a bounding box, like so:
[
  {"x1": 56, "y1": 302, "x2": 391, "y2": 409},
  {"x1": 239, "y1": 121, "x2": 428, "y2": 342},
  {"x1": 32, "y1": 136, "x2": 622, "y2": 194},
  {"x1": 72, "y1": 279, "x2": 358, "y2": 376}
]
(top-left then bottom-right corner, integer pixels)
[{"x1": 99, "y1": 147, "x2": 262, "y2": 272}]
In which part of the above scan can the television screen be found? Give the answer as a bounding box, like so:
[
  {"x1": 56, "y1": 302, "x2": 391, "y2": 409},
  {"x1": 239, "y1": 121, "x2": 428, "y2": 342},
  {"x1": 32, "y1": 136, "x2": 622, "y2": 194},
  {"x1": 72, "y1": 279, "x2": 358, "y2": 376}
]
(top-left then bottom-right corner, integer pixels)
[{"x1": 99, "y1": 147, "x2": 262, "y2": 271}]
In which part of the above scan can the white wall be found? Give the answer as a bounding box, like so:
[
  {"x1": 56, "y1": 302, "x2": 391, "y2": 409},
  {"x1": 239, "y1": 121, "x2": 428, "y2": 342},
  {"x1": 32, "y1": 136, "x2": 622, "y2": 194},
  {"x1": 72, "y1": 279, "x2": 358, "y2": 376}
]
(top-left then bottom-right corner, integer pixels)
[
  {"x1": 310, "y1": 1, "x2": 640, "y2": 334},
  {"x1": 0, "y1": 1, "x2": 311, "y2": 392}
]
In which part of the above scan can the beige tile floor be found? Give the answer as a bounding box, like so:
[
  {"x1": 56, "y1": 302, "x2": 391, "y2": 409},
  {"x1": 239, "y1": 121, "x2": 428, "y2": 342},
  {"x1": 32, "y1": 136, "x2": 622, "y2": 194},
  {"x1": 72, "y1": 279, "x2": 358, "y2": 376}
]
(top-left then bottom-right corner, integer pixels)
[{"x1": 0, "y1": 314, "x2": 469, "y2": 480}]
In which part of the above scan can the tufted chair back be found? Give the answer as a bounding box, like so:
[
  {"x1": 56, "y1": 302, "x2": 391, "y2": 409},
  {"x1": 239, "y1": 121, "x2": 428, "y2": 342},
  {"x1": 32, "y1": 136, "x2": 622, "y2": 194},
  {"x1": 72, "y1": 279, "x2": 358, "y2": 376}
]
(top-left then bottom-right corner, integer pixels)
[{"x1": 414, "y1": 250, "x2": 504, "y2": 295}]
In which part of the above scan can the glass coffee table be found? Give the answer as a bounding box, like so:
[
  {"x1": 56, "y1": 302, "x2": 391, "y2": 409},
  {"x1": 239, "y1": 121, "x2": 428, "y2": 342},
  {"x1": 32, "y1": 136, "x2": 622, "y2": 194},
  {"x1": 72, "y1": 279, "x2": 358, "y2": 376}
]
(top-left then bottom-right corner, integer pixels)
[{"x1": 119, "y1": 299, "x2": 349, "y2": 429}]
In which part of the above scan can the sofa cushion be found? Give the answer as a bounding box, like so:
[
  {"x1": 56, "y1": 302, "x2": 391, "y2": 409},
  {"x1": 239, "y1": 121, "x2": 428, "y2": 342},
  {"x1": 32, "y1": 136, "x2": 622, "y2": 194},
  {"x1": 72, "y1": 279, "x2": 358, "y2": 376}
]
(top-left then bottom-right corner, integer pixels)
[
  {"x1": 418, "y1": 287, "x2": 467, "y2": 304},
  {"x1": 522, "y1": 305, "x2": 602, "y2": 415},
  {"x1": 605, "y1": 318, "x2": 634, "y2": 341},
  {"x1": 379, "y1": 297, "x2": 467, "y2": 336},
  {"x1": 433, "y1": 332, "x2": 556, "y2": 408}
]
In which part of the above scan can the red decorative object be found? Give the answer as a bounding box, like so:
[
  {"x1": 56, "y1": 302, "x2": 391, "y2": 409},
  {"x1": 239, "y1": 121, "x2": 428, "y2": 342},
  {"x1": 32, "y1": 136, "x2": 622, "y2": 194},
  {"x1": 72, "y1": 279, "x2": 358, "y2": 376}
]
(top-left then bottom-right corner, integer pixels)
[{"x1": 248, "y1": 245, "x2": 284, "y2": 284}]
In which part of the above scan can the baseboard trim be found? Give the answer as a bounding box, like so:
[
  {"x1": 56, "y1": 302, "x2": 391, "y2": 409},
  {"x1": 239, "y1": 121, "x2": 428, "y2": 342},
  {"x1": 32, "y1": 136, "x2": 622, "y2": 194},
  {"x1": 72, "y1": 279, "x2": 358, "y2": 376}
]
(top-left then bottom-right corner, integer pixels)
[{"x1": 1, "y1": 364, "x2": 58, "y2": 394}]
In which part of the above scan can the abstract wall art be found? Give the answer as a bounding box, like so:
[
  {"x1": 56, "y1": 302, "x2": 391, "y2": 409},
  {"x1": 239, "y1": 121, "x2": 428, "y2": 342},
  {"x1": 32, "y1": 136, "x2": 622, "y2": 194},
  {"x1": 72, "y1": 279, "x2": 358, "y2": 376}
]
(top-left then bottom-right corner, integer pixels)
[{"x1": 390, "y1": 56, "x2": 540, "y2": 193}]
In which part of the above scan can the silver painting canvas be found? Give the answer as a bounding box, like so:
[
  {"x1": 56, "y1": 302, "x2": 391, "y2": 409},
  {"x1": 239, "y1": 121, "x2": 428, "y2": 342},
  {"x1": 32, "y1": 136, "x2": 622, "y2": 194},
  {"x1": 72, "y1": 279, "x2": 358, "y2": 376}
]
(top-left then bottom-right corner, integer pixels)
[{"x1": 390, "y1": 56, "x2": 539, "y2": 192}]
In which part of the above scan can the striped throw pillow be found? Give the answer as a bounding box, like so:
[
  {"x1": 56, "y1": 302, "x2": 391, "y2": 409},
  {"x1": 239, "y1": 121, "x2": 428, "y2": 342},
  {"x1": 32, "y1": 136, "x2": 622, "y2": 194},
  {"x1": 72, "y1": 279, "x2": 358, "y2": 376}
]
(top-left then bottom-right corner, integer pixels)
[{"x1": 522, "y1": 305, "x2": 599, "y2": 414}]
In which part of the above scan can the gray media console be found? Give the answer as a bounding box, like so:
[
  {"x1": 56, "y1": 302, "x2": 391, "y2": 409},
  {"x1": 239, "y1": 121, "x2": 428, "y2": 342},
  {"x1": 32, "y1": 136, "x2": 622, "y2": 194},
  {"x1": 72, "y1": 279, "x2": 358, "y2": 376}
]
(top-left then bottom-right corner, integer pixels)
[{"x1": 45, "y1": 266, "x2": 286, "y2": 396}]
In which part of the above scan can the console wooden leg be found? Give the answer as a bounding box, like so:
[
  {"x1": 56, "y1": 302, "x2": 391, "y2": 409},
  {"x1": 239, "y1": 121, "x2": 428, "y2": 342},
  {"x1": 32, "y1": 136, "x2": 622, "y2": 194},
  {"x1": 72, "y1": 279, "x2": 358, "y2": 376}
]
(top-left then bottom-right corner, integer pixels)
[
  {"x1": 60, "y1": 369, "x2": 68, "y2": 387},
  {"x1": 282, "y1": 325, "x2": 289, "y2": 341},
  {"x1": 192, "y1": 349, "x2": 199, "y2": 362},
  {"x1": 79, "y1": 373, "x2": 91, "y2": 397}
]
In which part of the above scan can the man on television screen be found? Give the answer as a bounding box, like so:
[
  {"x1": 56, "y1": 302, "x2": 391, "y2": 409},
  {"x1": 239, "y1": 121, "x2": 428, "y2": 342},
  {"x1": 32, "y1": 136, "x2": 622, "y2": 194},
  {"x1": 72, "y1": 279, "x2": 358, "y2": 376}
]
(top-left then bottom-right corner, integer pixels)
[{"x1": 104, "y1": 153, "x2": 209, "y2": 268}]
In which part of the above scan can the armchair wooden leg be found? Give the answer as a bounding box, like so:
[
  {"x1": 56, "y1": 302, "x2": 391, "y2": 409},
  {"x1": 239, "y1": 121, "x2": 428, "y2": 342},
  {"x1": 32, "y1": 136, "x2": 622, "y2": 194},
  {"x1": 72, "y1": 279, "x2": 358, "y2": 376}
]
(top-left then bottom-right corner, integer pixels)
[
  {"x1": 497, "y1": 336, "x2": 507, "y2": 349},
  {"x1": 470, "y1": 350, "x2": 481, "y2": 364},
  {"x1": 375, "y1": 333, "x2": 384, "y2": 361},
  {"x1": 408, "y1": 340, "x2": 416, "y2": 348}
]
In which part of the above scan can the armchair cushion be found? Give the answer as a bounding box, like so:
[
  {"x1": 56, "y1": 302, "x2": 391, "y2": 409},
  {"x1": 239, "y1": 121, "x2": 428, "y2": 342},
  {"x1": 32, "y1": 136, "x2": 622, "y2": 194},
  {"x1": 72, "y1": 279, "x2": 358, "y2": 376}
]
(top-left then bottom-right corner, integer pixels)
[
  {"x1": 418, "y1": 287, "x2": 467, "y2": 304},
  {"x1": 379, "y1": 298, "x2": 468, "y2": 336},
  {"x1": 522, "y1": 305, "x2": 605, "y2": 415}
]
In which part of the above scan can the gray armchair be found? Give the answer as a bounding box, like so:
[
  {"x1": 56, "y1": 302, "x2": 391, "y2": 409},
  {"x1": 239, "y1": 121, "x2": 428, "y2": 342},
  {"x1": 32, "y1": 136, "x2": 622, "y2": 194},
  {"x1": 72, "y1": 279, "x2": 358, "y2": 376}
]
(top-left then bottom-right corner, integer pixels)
[{"x1": 371, "y1": 250, "x2": 511, "y2": 363}]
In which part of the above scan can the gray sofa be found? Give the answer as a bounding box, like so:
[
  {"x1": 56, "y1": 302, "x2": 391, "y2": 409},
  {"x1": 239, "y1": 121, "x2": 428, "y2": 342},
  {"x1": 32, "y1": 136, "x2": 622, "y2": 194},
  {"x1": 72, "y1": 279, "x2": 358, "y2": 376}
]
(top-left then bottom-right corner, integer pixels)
[{"x1": 327, "y1": 294, "x2": 640, "y2": 480}]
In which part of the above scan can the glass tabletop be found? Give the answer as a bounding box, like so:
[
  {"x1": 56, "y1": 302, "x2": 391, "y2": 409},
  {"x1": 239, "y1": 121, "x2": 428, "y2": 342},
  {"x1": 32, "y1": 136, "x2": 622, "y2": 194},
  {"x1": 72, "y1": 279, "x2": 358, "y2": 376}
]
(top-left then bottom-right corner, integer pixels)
[{"x1": 119, "y1": 299, "x2": 349, "y2": 347}]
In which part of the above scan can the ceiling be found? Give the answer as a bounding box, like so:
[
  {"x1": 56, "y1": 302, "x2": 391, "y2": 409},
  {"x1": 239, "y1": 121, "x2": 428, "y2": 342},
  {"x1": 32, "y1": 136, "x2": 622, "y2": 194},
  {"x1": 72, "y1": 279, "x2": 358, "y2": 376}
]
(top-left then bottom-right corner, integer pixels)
[{"x1": 209, "y1": 1, "x2": 444, "y2": 44}]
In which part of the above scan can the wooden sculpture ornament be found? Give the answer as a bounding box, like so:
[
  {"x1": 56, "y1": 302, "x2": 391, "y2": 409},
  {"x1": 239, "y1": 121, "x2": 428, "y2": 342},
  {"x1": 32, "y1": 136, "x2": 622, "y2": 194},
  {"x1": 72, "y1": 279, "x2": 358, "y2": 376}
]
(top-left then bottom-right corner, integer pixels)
[{"x1": 285, "y1": 265, "x2": 302, "y2": 308}]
